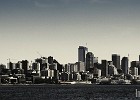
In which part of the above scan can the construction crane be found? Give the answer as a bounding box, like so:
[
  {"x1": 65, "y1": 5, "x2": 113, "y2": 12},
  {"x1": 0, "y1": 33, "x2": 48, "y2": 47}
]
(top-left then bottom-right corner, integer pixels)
[
  {"x1": 36, "y1": 51, "x2": 42, "y2": 58},
  {"x1": 36, "y1": 51, "x2": 47, "y2": 59}
]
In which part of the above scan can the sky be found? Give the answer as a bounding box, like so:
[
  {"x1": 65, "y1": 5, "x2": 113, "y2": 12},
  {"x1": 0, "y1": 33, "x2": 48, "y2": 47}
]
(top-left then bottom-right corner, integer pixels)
[{"x1": 0, "y1": 0, "x2": 140, "y2": 65}]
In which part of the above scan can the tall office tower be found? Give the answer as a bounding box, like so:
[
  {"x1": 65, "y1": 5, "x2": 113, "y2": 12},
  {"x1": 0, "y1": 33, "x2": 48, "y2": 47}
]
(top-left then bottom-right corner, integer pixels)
[
  {"x1": 121, "y1": 57, "x2": 129, "y2": 75},
  {"x1": 131, "y1": 61, "x2": 140, "y2": 67},
  {"x1": 21, "y1": 60, "x2": 29, "y2": 74},
  {"x1": 101, "y1": 60, "x2": 108, "y2": 77},
  {"x1": 86, "y1": 52, "x2": 94, "y2": 71},
  {"x1": 48, "y1": 56, "x2": 53, "y2": 64},
  {"x1": 7, "y1": 62, "x2": 13, "y2": 70},
  {"x1": 112, "y1": 54, "x2": 120, "y2": 69},
  {"x1": 131, "y1": 61, "x2": 140, "y2": 75},
  {"x1": 139, "y1": 55, "x2": 140, "y2": 62},
  {"x1": 78, "y1": 46, "x2": 88, "y2": 63}
]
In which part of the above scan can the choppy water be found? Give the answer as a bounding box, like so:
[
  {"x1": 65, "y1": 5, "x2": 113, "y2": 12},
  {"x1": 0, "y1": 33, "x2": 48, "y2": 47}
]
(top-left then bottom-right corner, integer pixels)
[{"x1": 0, "y1": 84, "x2": 140, "y2": 100}]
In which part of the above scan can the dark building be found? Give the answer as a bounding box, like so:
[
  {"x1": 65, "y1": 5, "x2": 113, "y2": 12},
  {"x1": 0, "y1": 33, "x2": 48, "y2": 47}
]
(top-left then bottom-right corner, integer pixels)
[
  {"x1": 0, "y1": 64, "x2": 6, "y2": 69},
  {"x1": 131, "y1": 61, "x2": 140, "y2": 67},
  {"x1": 11, "y1": 69, "x2": 24, "y2": 74},
  {"x1": 1, "y1": 69, "x2": 11, "y2": 75},
  {"x1": 32, "y1": 62, "x2": 40, "y2": 71},
  {"x1": 48, "y1": 56, "x2": 53, "y2": 64},
  {"x1": 60, "y1": 72, "x2": 69, "y2": 81},
  {"x1": 35, "y1": 57, "x2": 47, "y2": 70},
  {"x1": 78, "y1": 46, "x2": 88, "y2": 63},
  {"x1": 101, "y1": 60, "x2": 108, "y2": 77},
  {"x1": 35, "y1": 58, "x2": 43, "y2": 70},
  {"x1": 32, "y1": 62, "x2": 38, "y2": 70},
  {"x1": 53, "y1": 70, "x2": 59, "y2": 80},
  {"x1": 86, "y1": 52, "x2": 94, "y2": 71},
  {"x1": 8, "y1": 62, "x2": 13, "y2": 70},
  {"x1": 0, "y1": 64, "x2": 6, "y2": 74},
  {"x1": 94, "y1": 63, "x2": 100, "y2": 69},
  {"x1": 112, "y1": 54, "x2": 120, "y2": 69},
  {"x1": 53, "y1": 59, "x2": 63, "y2": 72},
  {"x1": 21, "y1": 60, "x2": 29, "y2": 74},
  {"x1": 15, "y1": 62, "x2": 22, "y2": 69},
  {"x1": 49, "y1": 64, "x2": 57, "y2": 70},
  {"x1": 121, "y1": 57, "x2": 129, "y2": 75},
  {"x1": 108, "y1": 61, "x2": 114, "y2": 76},
  {"x1": 131, "y1": 61, "x2": 140, "y2": 75},
  {"x1": 139, "y1": 55, "x2": 140, "y2": 62}
]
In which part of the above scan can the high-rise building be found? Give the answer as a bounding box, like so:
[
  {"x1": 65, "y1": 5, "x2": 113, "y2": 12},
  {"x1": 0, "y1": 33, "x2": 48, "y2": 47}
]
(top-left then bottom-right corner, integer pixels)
[
  {"x1": 21, "y1": 60, "x2": 29, "y2": 74},
  {"x1": 78, "y1": 46, "x2": 88, "y2": 63},
  {"x1": 7, "y1": 62, "x2": 13, "y2": 70},
  {"x1": 86, "y1": 52, "x2": 94, "y2": 71},
  {"x1": 48, "y1": 56, "x2": 53, "y2": 64},
  {"x1": 35, "y1": 57, "x2": 48, "y2": 70},
  {"x1": 131, "y1": 61, "x2": 140, "y2": 75},
  {"x1": 108, "y1": 61, "x2": 118, "y2": 76},
  {"x1": 101, "y1": 60, "x2": 108, "y2": 77},
  {"x1": 131, "y1": 61, "x2": 139, "y2": 67},
  {"x1": 121, "y1": 57, "x2": 129, "y2": 75},
  {"x1": 139, "y1": 55, "x2": 140, "y2": 62},
  {"x1": 112, "y1": 54, "x2": 120, "y2": 69}
]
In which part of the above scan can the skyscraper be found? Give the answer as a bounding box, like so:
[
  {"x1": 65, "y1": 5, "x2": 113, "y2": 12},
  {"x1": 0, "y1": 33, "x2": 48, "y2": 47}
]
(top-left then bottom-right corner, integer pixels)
[
  {"x1": 112, "y1": 54, "x2": 120, "y2": 69},
  {"x1": 131, "y1": 61, "x2": 140, "y2": 75},
  {"x1": 101, "y1": 60, "x2": 108, "y2": 77},
  {"x1": 86, "y1": 52, "x2": 94, "y2": 71},
  {"x1": 21, "y1": 60, "x2": 29, "y2": 74},
  {"x1": 7, "y1": 62, "x2": 13, "y2": 70},
  {"x1": 139, "y1": 55, "x2": 140, "y2": 62},
  {"x1": 78, "y1": 46, "x2": 88, "y2": 63},
  {"x1": 121, "y1": 57, "x2": 129, "y2": 75},
  {"x1": 48, "y1": 56, "x2": 53, "y2": 64}
]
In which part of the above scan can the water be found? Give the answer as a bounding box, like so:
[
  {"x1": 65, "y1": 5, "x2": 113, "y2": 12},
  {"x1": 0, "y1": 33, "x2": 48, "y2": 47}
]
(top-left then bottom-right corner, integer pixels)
[{"x1": 0, "y1": 84, "x2": 140, "y2": 100}]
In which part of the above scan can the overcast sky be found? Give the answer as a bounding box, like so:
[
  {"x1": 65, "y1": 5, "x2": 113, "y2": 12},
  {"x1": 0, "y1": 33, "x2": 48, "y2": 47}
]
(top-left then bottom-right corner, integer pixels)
[{"x1": 0, "y1": 0, "x2": 140, "y2": 65}]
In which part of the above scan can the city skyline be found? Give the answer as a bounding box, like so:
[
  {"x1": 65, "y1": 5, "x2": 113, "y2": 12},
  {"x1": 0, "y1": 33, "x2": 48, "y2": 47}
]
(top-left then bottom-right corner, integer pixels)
[
  {"x1": 0, "y1": 45, "x2": 140, "y2": 67},
  {"x1": 1, "y1": 0, "x2": 140, "y2": 64},
  {"x1": 0, "y1": 45, "x2": 140, "y2": 86}
]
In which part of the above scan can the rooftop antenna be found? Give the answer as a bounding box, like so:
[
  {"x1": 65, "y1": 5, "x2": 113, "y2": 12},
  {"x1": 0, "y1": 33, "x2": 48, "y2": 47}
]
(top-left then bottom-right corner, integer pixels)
[{"x1": 86, "y1": 43, "x2": 87, "y2": 47}]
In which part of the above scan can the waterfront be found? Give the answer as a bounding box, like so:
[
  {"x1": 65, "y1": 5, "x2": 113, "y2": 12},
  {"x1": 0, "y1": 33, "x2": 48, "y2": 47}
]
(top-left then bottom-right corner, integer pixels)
[{"x1": 0, "y1": 85, "x2": 140, "y2": 100}]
